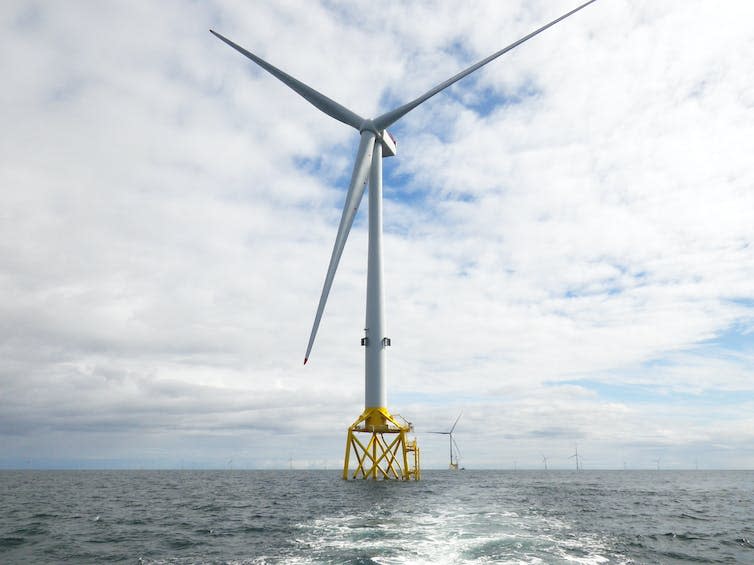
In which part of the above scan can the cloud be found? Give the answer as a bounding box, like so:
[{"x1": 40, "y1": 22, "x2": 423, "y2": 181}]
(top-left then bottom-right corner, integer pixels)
[{"x1": 1, "y1": 0, "x2": 753, "y2": 469}]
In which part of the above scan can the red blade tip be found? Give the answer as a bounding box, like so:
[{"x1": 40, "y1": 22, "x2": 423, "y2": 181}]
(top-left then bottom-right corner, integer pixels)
[{"x1": 304, "y1": 357, "x2": 308, "y2": 365}]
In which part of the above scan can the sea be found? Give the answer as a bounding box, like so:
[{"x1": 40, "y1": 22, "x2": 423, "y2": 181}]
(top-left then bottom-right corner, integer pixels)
[{"x1": 1, "y1": 470, "x2": 752, "y2": 564}]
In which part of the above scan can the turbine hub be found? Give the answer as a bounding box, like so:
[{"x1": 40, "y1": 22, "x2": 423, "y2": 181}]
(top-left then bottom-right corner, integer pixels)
[
  {"x1": 358, "y1": 120, "x2": 396, "y2": 157},
  {"x1": 359, "y1": 119, "x2": 378, "y2": 134}
]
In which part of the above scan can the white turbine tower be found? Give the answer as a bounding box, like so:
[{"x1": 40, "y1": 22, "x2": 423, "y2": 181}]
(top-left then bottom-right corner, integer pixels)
[{"x1": 211, "y1": 0, "x2": 597, "y2": 480}]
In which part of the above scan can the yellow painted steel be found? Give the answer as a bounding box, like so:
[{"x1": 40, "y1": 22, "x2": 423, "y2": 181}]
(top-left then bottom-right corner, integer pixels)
[{"x1": 342, "y1": 407, "x2": 420, "y2": 480}]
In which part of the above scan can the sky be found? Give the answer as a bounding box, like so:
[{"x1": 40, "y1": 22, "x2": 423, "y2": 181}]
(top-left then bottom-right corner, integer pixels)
[{"x1": 1, "y1": 0, "x2": 753, "y2": 470}]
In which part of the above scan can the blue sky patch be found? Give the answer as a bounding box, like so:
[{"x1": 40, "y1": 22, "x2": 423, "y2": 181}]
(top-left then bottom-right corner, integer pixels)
[
  {"x1": 698, "y1": 320, "x2": 754, "y2": 354},
  {"x1": 552, "y1": 379, "x2": 754, "y2": 407}
]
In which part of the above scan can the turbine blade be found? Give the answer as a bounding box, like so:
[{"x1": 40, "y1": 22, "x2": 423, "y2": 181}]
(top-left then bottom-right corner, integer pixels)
[
  {"x1": 373, "y1": 0, "x2": 597, "y2": 130},
  {"x1": 449, "y1": 410, "x2": 463, "y2": 433},
  {"x1": 304, "y1": 131, "x2": 376, "y2": 364},
  {"x1": 452, "y1": 437, "x2": 462, "y2": 460},
  {"x1": 210, "y1": 30, "x2": 364, "y2": 131}
]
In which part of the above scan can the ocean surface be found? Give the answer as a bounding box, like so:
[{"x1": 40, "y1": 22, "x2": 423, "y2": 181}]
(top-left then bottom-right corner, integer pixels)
[{"x1": 1, "y1": 470, "x2": 752, "y2": 564}]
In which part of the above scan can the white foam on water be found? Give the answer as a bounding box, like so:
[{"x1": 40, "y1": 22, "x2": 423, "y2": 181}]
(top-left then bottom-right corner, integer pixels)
[{"x1": 291, "y1": 505, "x2": 632, "y2": 564}]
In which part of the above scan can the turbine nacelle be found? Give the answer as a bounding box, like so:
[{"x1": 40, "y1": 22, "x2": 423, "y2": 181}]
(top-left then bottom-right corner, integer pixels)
[{"x1": 380, "y1": 130, "x2": 397, "y2": 158}]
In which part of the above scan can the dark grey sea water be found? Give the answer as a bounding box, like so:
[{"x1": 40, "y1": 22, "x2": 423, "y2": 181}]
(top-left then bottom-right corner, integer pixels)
[{"x1": 1, "y1": 470, "x2": 752, "y2": 564}]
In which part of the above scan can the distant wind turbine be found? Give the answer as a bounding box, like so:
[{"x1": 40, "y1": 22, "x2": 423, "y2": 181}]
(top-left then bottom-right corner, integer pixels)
[
  {"x1": 541, "y1": 454, "x2": 549, "y2": 470},
  {"x1": 569, "y1": 445, "x2": 582, "y2": 471},
  {"x1": 210, "y1": 0, "x2": 598, "y2": 481},
  {"x1": 429, "y1": 411, "x2": 463, "y2": 470}
]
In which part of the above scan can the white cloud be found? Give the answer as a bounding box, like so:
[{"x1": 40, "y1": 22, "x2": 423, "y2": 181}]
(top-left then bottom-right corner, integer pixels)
[{"x1": 1, "y1": 0, "x2": 753, "y2": 470}]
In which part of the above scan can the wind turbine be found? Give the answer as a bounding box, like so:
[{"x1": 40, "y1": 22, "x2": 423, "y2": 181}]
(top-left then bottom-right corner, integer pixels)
[
  {"x1": 210, "y1": 0, "x2": 597, "y2": 481},
  {"x1": 541, "y1": 454, "x2": 549, "y2": 471},
  {"x1": 429, "y1": 411, "x2": 463, "y2": 470},
  {"x1": 569, "y1": 445, "x2": 582, "y2": 471}
]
